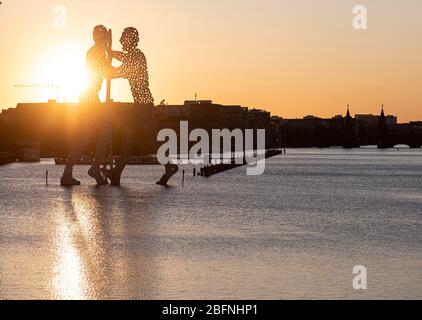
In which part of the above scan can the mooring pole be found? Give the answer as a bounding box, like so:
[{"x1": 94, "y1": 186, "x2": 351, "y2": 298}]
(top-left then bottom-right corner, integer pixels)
[
  {"x1": 104, "y1": 29, "x2": 113, "y2": 176},
  {"x1": 106, "y1": 29, "x2": 112, "y2": 104},
  {"x1": 46, "y1": 170, "x2": 48, "y2": 186}
]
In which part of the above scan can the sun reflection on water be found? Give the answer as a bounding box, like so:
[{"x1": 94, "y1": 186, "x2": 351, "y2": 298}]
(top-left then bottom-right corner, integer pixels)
[
  {"x1": 52, "y1": 189, "x2": 108, "y2": 300},
  {"x1": 53, "y1": 217, "x2": 87, "y2": 300}
]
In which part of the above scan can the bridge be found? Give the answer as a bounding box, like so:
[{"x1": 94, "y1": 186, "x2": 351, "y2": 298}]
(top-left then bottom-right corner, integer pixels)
[
  {"x1": 342, "y1": 107, "x2": 422, "y2": 149},
  {"x1": 377, "y1": 133, "x2": 422, "y2": 149},
  {"x1": 376, "y1": 108, "x2": 422, "y2": 149}
]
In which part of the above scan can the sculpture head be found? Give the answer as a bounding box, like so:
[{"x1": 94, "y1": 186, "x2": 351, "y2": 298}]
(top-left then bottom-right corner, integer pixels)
[
  {"x1": 92, "y1": 25, "x2": 109, "y2": 49},
  {"x1": 120, "y1": 27, "x2": 140, "y2": 52}
]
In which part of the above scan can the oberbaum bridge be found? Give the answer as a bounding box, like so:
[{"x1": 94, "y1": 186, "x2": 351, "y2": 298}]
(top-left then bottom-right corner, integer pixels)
[{"x1": 342, "y1": 106, "x2": 422, "y2": 149}]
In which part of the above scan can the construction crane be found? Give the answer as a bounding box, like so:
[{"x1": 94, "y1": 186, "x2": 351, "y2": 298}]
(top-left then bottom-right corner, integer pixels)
[
  {"x1": 14, "y1": 83, "x2": 55, "y2": 88},
  {"x1": 14, "y1": 83, "x2": 63, "y2": 101}
]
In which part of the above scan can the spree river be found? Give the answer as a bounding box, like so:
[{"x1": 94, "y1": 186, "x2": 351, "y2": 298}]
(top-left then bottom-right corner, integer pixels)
[{"x1": 0, "y1": 148, "x2": 421, "y2": 299}]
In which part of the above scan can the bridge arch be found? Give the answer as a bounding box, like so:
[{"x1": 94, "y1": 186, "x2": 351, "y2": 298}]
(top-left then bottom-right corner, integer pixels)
[{"x1": 393, "y1": 144, "x2": 411, "y2": 149}]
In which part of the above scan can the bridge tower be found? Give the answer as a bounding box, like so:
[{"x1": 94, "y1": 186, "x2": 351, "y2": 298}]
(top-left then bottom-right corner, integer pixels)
[
  {"x1": 343, "y1": 105, "x2": 358, "y2": 148},
  {"x1": 377, "y1": 105, "x2": 388, "y2": 148}
]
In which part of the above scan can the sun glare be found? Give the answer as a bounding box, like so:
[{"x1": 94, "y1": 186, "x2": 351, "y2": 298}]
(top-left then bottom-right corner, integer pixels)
[{"x1": 33, "y1": 44, "x2": 91, "y2": 103}]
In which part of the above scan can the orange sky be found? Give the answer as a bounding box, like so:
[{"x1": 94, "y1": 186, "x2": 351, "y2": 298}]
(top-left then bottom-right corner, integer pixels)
[{"x1": 1, "y1": 0, "x2": 422, "y2": 122}]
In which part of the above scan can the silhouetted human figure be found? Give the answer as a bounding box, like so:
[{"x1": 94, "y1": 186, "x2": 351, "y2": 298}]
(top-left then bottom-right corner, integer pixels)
[
  {"x1": 107, "y1": 27, "x2": 178, "y2": 186},
  {"x1": 61, "y1": 25, "x2": 112, "y2": 186}
]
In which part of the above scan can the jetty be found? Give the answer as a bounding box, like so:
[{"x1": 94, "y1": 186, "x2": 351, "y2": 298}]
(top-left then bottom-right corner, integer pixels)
[
  {"x1": 200, "y1": 149, "x2": 283, "y2": 177},
  {"x1": 54, "y1": 155, "x2": 159, "y2": 166}
]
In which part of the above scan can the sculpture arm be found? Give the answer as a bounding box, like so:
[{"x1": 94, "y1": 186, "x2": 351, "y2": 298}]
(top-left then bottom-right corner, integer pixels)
[
  {"x1": 111, "y1": 51, "x2": 126, "y2": 62},
  {"x1": 108, "y1": 65, "x2": 128, "y2": 79}
]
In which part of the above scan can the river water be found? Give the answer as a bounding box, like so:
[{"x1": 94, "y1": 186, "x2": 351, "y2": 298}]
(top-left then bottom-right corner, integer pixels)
[{"x1": 0, "y1": 148, "x2": 421, "y2": 299}]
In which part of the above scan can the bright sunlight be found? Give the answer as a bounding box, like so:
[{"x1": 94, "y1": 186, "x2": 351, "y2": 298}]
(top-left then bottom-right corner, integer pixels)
[{"x1": 32, "y1": 43, "x2": 92, "y2": 103}]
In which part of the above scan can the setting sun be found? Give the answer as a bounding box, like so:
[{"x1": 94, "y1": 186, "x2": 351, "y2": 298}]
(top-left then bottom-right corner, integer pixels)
[{"x1": 32, "y1": 44, "x2": 91, "y2": 102}]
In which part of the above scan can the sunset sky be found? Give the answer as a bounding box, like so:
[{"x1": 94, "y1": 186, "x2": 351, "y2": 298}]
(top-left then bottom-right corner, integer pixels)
[{"x1": 1, "y1": 0, "x2": 422, "y2": 122}]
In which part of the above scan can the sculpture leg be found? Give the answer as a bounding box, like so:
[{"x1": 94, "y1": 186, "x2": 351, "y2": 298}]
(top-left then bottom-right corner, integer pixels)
[
  {"x1": 139, "y1": 103, "x2": 179, "y2": 186},
  {"x1": 62, "y1": 120, "x2": 92, "y2": 186},
  {"x1": 109, "y1": 120, "x2": 133, "y2": 186},
  {"x1": 89, "y1": 110, "x2": 112, "y2": 185}
]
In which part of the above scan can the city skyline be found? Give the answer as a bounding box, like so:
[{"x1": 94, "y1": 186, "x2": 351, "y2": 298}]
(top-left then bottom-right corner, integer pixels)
[
  {"x1": 0, "y1": 97, "x2": 405, "y2": 124},
  {"x1": 1, "y1": 0, "x2": 422, "y2": 122}
]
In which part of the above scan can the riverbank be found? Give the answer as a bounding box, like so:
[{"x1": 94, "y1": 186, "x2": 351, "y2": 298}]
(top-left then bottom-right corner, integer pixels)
[{"x1": 0, "y1": 151, "x2": 15, "y2": 166}]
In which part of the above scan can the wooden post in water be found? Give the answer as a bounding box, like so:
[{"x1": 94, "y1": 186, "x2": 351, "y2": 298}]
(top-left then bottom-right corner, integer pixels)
[
  {"x1": 106, "y1": 29, "x2": 112, "y2": 104},
  {"x1": 103, "y1": 29, "x2": 113, "y2": 176},
  {"x1": 46, "y1": 171, "x2": 48, "y2": 186}
]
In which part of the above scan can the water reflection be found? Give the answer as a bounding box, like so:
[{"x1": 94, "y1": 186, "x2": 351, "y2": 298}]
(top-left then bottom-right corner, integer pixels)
[
  {"x1": 1, "y1": 152, "x2": 421, "y2": 299},
  {"x1": 52, "y1": 185, "x2": 162, "y2": 299},
  {"x1": 53, "y1": 188, "x2": 105, "y2": 299},
  {"x1": 53, "y1": 215, "x2": 87, "y2": 299}
]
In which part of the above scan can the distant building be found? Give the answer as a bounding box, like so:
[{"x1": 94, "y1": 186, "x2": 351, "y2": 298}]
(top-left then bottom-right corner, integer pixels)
[
  {"x1": 409, "y1": 121, "x2": 422, "y2": 127},
  {"x1": 219, "y1": 105, "x2": 249, "y2": 130},
  {"x1": 183, "y1": 100, "x2": 221, "y2": 133},
  {"x1": 156, "y1": 104, "x2": 187, "y2": 119},
  {"x1": 303, "y1": 115, "x2": 320, "y2": 120},
  {"x1": 0, "y1": 114, "x2": 13, "y2": 152},
  {"x1": 355, "y1": 114, "x2": 397, "y2": 126}
]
